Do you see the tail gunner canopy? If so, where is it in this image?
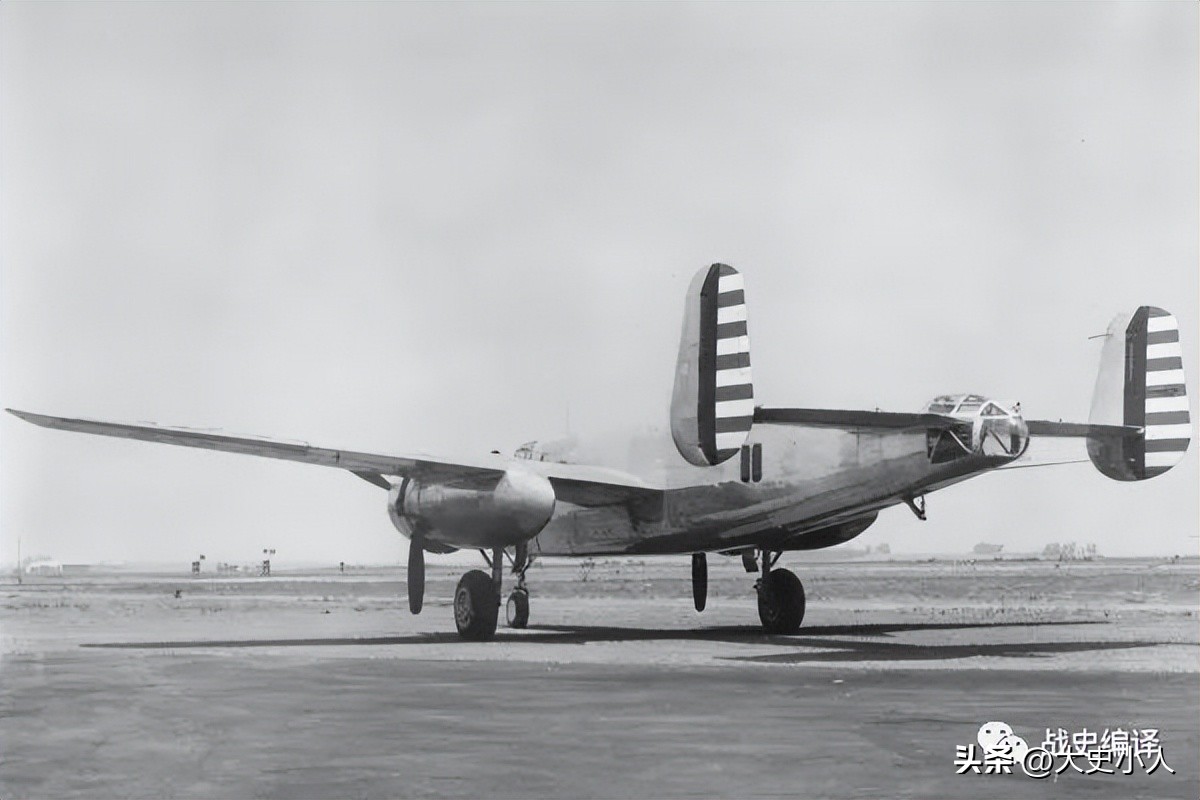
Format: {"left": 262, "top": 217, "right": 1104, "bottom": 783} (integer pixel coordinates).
{"left": 922, "top": 394, "right": 1029, "bottom": 463}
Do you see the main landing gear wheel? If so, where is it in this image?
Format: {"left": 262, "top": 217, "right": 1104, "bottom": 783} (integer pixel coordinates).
{"left": 506, "top": 587, "right": 530, "bottom": 629}
{"left": 454, "top": 570, "right": 499, "bottom": 641}
{"left": 757, "top": 568, "right": 806, "bottom": 634}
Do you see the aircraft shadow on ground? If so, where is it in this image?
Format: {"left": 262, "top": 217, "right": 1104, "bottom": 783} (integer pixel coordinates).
{"left": 80, "top": 619, "right": 1175, "bottom": 664}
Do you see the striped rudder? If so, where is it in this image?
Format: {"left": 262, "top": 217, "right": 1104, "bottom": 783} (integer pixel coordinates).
{"left": 671, "top": 263, "right": 754, "bottom": 466}
{"left": 1087, "top": 306, "right": 1190, "bottom": 480}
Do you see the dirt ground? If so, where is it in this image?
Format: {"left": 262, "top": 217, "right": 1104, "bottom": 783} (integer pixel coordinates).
{"left": 2, "top": 557, "right": 1197, "bottom": 799}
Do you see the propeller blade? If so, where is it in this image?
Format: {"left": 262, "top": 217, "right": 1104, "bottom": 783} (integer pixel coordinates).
{"left": 692, "top": 552, "right": 708, "bottom": 612}
{"left": 408, "top": 538, "right": 425, "bottom": 614}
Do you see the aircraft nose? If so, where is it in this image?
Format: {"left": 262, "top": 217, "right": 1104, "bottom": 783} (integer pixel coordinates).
{"left": 981, "top": 412, "right": 1029, "bottom": 458}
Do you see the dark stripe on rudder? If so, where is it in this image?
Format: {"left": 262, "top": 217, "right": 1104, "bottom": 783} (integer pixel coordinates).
{"left": 715, "top": 352, "right": 750, "bottom": 370}
{"left": 1146, "top": 384, "right": 1186, "bottom": 399}
{"left": 1147, "top": 330, "right": 1180, "bottom": 345}
{"left": 1146, "top": 357, "right": 1182, "bottom": 371}
{"left": 1147, "top": 307, "right": 1172, "bottom": 317}
{"left": 717, "top": 263, "right": 738, "bottom": 276}
{"left": 697, "top": 265, "right": 721, "bottom": 464}
{"left": 716, "top": 321, "right": 748, "bottom": 339}
{"left": 1144, "top": 438, "right": 1190, "bottom": 453}
{"left": 716, "top": 290, "right": 745, "bottom": 308}
{"left": 1145, "top": 411, "right": 1190, "bottom": 425}
{"left": 714, "top": 415, "right": 754, "bottom": 434}
{"left": 715, "top": 384, "right": 753, "bottom": 402}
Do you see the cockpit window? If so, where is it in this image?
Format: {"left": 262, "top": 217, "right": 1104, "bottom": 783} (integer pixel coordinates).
{"left": 926, "top": 395, "right": 959, "bottom": 413}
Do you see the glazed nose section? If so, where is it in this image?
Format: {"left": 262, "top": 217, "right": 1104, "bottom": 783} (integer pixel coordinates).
{"left": 979, "top": 413, "right": 1029, "bottom": 458}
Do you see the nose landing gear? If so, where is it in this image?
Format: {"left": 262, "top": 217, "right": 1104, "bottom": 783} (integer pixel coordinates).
{"left": 505, "top": 542, "right": 532, "bottom": 629}
{"left": 505, "top": 587, "right": 530, "bottom": 629}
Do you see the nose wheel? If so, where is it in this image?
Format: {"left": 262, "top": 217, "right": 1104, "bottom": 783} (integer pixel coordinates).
{"left": 505, "top": 542, "right": 532, "bottom": 629}
{"left": 506, "top": 587, "right": 530, "bottom": 628}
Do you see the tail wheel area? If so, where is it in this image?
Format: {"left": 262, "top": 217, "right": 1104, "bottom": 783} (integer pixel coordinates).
{"left": 505, "top": 587, "right": 530, "bottom": 629}
{"left": 454, "top": 569, "right": 499, "bottom": 641}
{"left": 757, "top": 568, "right": 806, "bottom": 634}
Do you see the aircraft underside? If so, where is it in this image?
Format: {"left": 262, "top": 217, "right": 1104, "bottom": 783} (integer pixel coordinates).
{"left": 420, "top": 445, "right": 1011, "bottom": 639}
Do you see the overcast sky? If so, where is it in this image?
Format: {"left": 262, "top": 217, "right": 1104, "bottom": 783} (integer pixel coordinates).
{"left": 2, "top": 2, "right": 1196, "bottom": 566}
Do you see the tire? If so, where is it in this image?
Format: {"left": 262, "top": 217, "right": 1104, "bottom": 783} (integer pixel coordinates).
{"left": 757, "top": 568, "right": 806, "bottom": 634}
{"left": 454, "top": 570, "right": 499, "bottom": 641}
{"left": 506, "top": 588, "right": 530, "bottom": 629}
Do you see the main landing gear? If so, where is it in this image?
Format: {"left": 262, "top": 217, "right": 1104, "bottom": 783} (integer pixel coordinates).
{"left": 695, "top": 548, "right": 807, "bottom": 634}
{"left": 453, "top": 568, "right": 498, "bottom": 641}
{"left": 753, "top": 550, "right": 806, "bottom": 634}
{"left": 451, "top": 543, "right": 533, "bottom": 641}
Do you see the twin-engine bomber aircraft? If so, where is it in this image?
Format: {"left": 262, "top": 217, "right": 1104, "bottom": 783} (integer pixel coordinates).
{"left": 9, "top": 265, "right": 1192, "bottom": 640}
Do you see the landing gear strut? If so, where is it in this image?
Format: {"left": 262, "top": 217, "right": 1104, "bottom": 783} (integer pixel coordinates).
{"left": 755, "top": 550, "right": 806, "bottom": 634}
{"left": 505, "top": 542, "right": 531, "bottom": 629}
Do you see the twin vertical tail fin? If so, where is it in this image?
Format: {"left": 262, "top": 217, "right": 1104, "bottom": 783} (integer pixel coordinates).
{"left": 671, "top": 264, "right": 754, "bottom": 466}
{"left": 1088, "top": 306, "right": 1190, "bottom": 480}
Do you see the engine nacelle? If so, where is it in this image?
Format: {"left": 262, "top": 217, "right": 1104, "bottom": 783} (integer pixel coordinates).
{"left": 388, "top": 466, "right": 556, "bottom": 550}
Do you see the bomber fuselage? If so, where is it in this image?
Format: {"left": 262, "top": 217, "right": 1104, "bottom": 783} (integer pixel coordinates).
{"left": 527, "top": 422, "right": 1013, "bottom": 557}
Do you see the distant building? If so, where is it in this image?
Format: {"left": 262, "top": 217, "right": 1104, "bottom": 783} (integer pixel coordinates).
{"left": 1042, "top": 542, "right": 1100, "bottom": 561}
{"left": 24, "top": 559, "right": 63, "bottom": 576}
{"left": 973, "top": 543, "right": 1004, "bottom": 555}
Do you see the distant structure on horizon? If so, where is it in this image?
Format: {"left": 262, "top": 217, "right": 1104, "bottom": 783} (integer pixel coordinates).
{"left": 23, "top": 559, "right": 63, "bottom": 576}
{"left": 972, "top": 543, "right": 1004, "bottom": 555}
{"left": 1042, "top": 542, "right": 1100, "bottom": 561}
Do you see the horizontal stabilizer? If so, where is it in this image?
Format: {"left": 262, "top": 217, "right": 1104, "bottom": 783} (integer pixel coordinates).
{"left": 1025, "top": 420, "right": 1140, "bottom": 438}
{"left": 754, "top": 407, "right": 960, "bottom": 431}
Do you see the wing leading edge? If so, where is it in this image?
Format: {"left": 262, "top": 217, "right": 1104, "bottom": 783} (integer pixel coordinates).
{"left": 6, "top": 409, "right": 658, "bottom": 506}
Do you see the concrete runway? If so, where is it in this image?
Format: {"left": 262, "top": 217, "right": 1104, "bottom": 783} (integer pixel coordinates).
{"left": 3, "top": 558, "right": 1197, "bottom": 798}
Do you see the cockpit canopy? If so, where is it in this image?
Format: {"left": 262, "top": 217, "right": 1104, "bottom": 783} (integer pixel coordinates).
{"left": 921, "top": 394, "right": 1028, "bottom": 463}
{"left": 922, "top": 393, "right": 1018, "bottom": 418}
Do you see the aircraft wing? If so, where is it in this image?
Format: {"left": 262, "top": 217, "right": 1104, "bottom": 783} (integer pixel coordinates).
{"left": 5, "top": 409, "right": 657, "bottom": 506}
{"left": 755, "top": 407, "right": 1137, "bottom": 438}
{"left": 753, "top": 407, "right": 961, "bottom": 431}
